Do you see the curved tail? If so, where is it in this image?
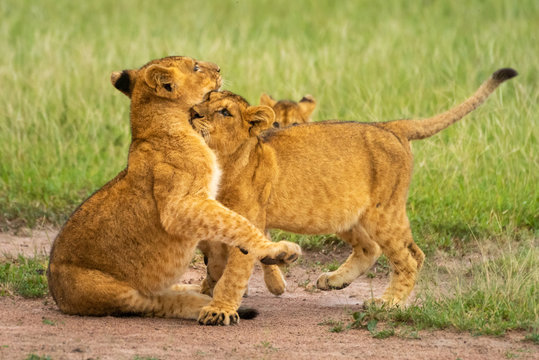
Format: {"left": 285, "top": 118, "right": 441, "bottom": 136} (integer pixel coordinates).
{"left": 381, "top": 68, "right": 517, "bottom": 141}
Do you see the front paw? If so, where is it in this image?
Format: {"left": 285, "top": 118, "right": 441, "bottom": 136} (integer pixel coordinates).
{"left": 316, "top": 272, "right": 350, "bottom": 291}
{"left": 259, "top": 241, "right": 301, "bottom": 265}
{"left": 198, "top": 305, "right": 240, "bottom": 326}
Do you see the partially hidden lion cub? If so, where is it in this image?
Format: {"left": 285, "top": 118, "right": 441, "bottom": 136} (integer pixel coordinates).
{"left": 47, "top": 56, "right": 301, "bottom": 326}
{"left": 197, "top": 91, "right": 316, "bottom": 298}
{"left": 190, "top": 68, "right": 517, "bottom": 311}
{"left": 260, "top": 93, "right": 316, "bottom": 127}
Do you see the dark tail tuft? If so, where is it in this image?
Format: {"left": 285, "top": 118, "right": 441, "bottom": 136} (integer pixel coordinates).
{"left": 238, "top": 307, "right": 259, "bottom": 320}
{"left": 492, "top": 68, "right": 518, "bottom": 82}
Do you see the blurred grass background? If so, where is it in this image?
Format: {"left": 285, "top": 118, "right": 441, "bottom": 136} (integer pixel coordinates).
{"left": 0, "top": 0, "right": 537, "bottom": 337}
{"left": 0, "top": 0, "right": 537, "bottom": 243}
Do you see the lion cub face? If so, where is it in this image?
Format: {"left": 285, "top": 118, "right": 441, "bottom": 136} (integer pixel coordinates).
{"left": 109, "top": 56, "right": 222, "bottom": 138}
{"left": 111, "top": 55, "right": 222, "bottom": 110}
{"left": 190, "top": 91, "right": 275, "bottom": 155}
{"left": 260, "top": 93, "right": 316, "bottom": 127}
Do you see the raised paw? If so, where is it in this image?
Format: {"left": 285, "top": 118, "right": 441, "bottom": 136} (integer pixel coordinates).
{"left": 198, "top": 305, "right": 240, "bottom": 326}
{"left": 259, "top": 241, "right": 301, "bottom": 265}
{"left": 316, "top": 272, "right": 350, "bottom": 291}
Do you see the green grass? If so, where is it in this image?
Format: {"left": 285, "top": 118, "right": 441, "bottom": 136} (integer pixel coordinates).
{"left": 0, "top": 0, "right": 536, "bottom": 240}
{"left": 270, "top": 231, "right": 343, "bottom": 251}
{"left": 0, "top": 256, "right": 48, "bottom": 298}
{"left": 414, "top": 238, "right": 538, "bottom": 336}
{"left": 25, "top": 356, "right": 52, "bottom": 360}
{"left": 525, "top": 333, "right": 539, "bottom": 345}
{"left": 323, "top": 237, "right": 538, "bottom": 339}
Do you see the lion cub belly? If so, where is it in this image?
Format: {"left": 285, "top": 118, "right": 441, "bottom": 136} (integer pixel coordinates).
{"left": 267, "top": 181, "right": 370, "bottom": 234}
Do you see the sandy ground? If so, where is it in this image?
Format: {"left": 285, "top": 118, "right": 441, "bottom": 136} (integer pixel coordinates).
{"left": 0, "top": 229, "right": 537, "bottom": 360}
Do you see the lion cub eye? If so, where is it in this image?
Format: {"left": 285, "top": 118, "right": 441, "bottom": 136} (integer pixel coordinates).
{"left": 193, "top": 64, "right": 200, "bottom": 72}
{"left": 219, "top": 108, "right": 232, "bottom": 117}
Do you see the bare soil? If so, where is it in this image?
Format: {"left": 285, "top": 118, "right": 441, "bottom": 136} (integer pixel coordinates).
{"left": 0, "top": 229, "right": 536, "bottom": 360}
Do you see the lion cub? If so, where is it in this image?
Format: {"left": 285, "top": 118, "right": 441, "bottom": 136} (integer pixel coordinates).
{"left": 47, "top": 56, "right": 300, "bottom": 326}
{"left": 260, "top": 93, "right": 316, "bottom": 127}
{"left": 190, "top": 68, "right": 517, "bottom": 311}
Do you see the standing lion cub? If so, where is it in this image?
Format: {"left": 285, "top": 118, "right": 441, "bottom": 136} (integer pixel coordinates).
{"left": 190, "top": 68, "right": 517, "bottom": 312}
{"left": 47, "top": 56, "right": 301, "bottom": 326}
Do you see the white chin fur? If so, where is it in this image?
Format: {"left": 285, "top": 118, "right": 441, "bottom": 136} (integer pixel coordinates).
{"left": 208, "top": 151, "right": 222, "bottom": 200}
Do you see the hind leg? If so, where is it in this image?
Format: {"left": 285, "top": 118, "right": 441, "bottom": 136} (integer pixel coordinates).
{"left": 364, "top": 210, "right": 422, "bottom": 306}
{"left": 198, "top": 240, "right": 229, "bottom": 296}
{"left": 261, "top": 231, "right": 286, "bottom": 295}
{"left": 317, "top": 224, "right": 382, "bottom": 290}
{"left": 48, "top": 264, "right": 211, "bottom": 320}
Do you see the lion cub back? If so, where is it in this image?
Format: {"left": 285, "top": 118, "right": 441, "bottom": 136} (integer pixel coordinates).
{"left": 262, "top": 121, "right": 412, "bottom": 234}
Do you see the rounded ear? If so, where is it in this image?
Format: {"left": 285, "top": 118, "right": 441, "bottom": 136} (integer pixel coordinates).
{"left": 111, "top": 70, "right": 136, "bottom": 98}
{"left": 259, "top": 93, "right": 277, "bottom": 107}
{"left": 245, "top": 105, "right": 275, "bottom": 136}
{"left": 298, "top": 94, "right": 316, "bottom": 118}
{"left": 143, "top": 64, "right": 181, "bottom": 97}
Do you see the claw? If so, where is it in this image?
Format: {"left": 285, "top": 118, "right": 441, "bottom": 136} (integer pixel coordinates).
{"left": 260, "top": 256, "right": 279, "bottom": 265}
{"left": 198, "top": 306, "right": 242, "bottom": 326}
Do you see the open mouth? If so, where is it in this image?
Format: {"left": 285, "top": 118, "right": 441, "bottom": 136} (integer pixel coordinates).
{"left": 189, "top": 108, "right": 203, "bottom": 130}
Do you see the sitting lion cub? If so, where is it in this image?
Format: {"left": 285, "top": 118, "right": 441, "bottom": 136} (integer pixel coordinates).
{"left": 47, "top": 56, "right": 301, "bottom": 326}
{"left": 260, "top": 93, "right": 316, "bottom": 127}
{"left": 190, "top": 68, "right": 517, "bottom": 311}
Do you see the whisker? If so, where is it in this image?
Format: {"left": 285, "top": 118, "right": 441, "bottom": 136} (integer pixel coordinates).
{"left": 201, "top": 128, "right": 210, "bottom": 143}
{"left": 220, "top": 78, "right": 233, "bottom": 89}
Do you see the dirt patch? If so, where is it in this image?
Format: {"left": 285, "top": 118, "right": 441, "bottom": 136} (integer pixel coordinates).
{"left": 0, "top": 228, "right": 55, "bottom": 260}
{"left": 0, "top": 230, "right": 536, "bottom": 360}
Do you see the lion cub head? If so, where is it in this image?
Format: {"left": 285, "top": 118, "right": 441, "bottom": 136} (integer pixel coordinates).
{"left": 190, "top": 91, "right": 275, "bottom": 155}
{"left": 110, "top": 56, "right": 222, "bottom": 138}
{"left": 260, "top": 93, "right": 316, "bottom": 127}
